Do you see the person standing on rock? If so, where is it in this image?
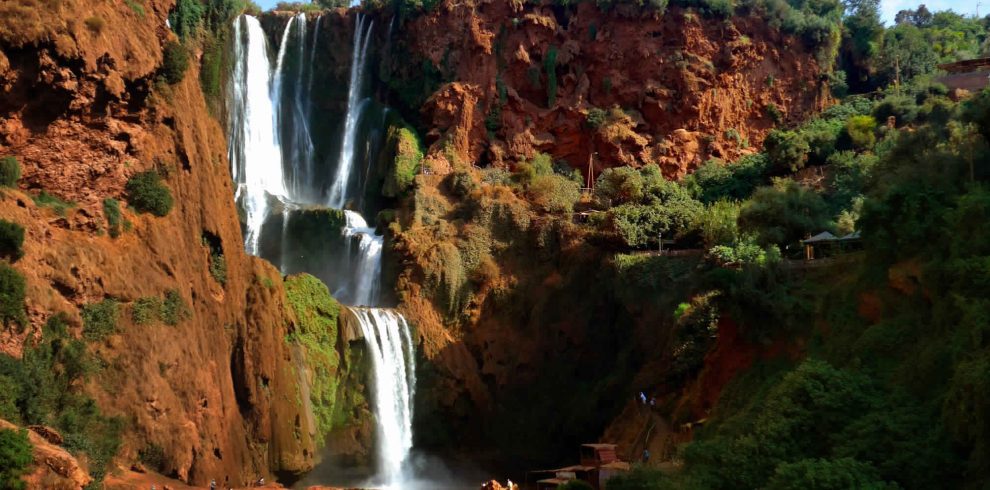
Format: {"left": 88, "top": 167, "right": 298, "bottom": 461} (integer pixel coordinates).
{"left": 639, "top": 392, "right": 646, "bottom": 404}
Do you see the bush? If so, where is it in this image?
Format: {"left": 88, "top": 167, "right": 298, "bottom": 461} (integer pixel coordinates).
{"left": 764, "top": 130, "right": 810, "bottom": 174}
{"left": 845, "top": 115, "right": 877, "bottom": 149}
{"left": 738, "top": 179, "right": 831, "bottom": 247}
{"left": 529, "top": 174, "right": 581, "bottom": 214}
{"left": 131, "top": 297, "right": 162, "bottom": 325}
{"left": 595, "top": 166, "right": 644, "bottom": 206}
{"left": 0, "top": 263, "right": 26, "bottom": 329}
{"left": 692, "top": 200, "right": 740, "bottom": 248}
{"left": 161, "top": 41, "right": 189, "bottom": 85}
{"left": 0, "top": 157, "right": 19, "bottom": 187}
{"left": 586, "top": 108, "right": 607, "bottom": 130}
{"left": 82, "top": 299, "right": 119, "bottom": 341}
{"left": 126, "top": 171, "right": 173, "bottom": 217}
{"left": 83, "top": 16, "right": 104, "bottom": 33}
{"left": 209, "top": 250, "right": 227, "bottom": 285}
{"left": 0, "top": 428, "right": 32, "bottom": 490}
{"left": 684, "top": 155, "right": 769, "bottom": 204}
{"left": 103, "top": 198, "right": 122, "bottom": 238}
{"left": 0, "top": 220, "right": 24, "bottom": 260}
{"left": 161, "top": 289, "right": 190, "bottom": 326}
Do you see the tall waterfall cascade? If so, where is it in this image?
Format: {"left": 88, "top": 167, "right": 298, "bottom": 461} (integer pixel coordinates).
{"left": 226, "top": 13, "right": 416, "bottom": 487}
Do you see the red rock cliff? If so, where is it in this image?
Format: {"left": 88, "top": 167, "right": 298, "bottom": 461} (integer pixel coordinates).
{"left": 0, "top": 0, "right": 317, "bottom": 485}
{"left": 390, "top": 0, "right": 826, "bottom": 178}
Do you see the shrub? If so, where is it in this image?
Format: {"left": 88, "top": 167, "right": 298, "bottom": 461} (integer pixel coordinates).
{"left": 0, "top": 264, "right": 25, "bottom": 329}
{"left": 0, "top": 220, "right": 24, "bottom": 260}
{"left": 764, "top": 130, "right": 810, "bottom": 174}
{"left": 137, "top": 443, "right": 166, "bottom": 472}
{"left": 765, "top": 103, "right": 784, "bottom": 124}
{"left": 131, "top": 297, "right": 162, "bottom": 325}
{"left": 684, "top": 155, "right": 769, "bottom": 204}
{"left": 0, "top": 157, "right": 19, "bottom": 187}
{"left": 692, "top": 200, "right": 740, "bottom": 248}
{"left": 103, "top": 198, "right": 122, "bottom": 238}
{"left": 514, "top": 153, "right": 554, "bottom": 187}
{"left": 83, "top": 16, "right": 104, "bottom": 33}
{"left": 872, "top": 95, "right": 918, "bottom": 127}
{"left": 738, "top": 179, "right": 831, "bottom": 247}
{"left": 161, "top": 41, "right": 189, "bottom": 85}
{"left": 209, "top": 250, "right": 227, "bottom": 286}
{"left": 161, "top": 289, "right": 190, "bottom": 326}
{"left": 126, "top": 171, "right": 173, "bottom": 217}
{"left": 82, "top": 299, "right": 119, "bottom": 341}
{"left": 586, "top": 108, "right": 607, "bottom": 130}
{"left": 528, "top": 174, "right": 581, "bottom": 214}
{"left": 845, "top": 115, "right": 877, "bottom": 149}
{"left": 595, "top": 166, "right": 645, "bottom": 206}
{"left": 765, "top": 458, "right": 891, "bottom": 490}
{"left": 0, "top": 428, "right": 32, "bottom": 490}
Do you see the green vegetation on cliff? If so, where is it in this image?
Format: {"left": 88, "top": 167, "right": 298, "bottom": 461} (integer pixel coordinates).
{"left": 126, "top": 171, "right": 174, "bottom": 217}
{"left": 0, "top": 156, "right": 19, "bottom": 187}
{"left": 0, "top": 220, "right": 24, "bottom": 261}
{"left": 0, "top": 264, "right": 26, "bottom": 329}
{"left": 0, "top": 428, "right": 32, "bottom": 490}
{"left": 383, "top": 126, "right": 424, "bottom": 198}
{"left": 0, "top": 314, "right": 122, "bottom": 486}
{"left": 284, "top": 274, "right": 352, "bottom": 444}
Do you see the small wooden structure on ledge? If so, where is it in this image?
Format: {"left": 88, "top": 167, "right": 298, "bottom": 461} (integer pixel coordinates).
{"left": 530, "top": 443, "right": 630, "bottom": 490}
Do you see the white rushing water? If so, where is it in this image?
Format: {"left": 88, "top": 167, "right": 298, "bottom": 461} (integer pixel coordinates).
{"left": 352, "top": 308, "right": 416, "bottom": 487}
{"left": 339, "top": 210, "right": 383, "bottom": 306}
{"left": 326, "top": 14, "right": 375, "bottom": 209}
{"left": 228, "top": 15, "right": 286, "bottom": 256}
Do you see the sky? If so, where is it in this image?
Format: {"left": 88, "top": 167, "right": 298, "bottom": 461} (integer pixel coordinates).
{"left": 251, "top": 0, "right": 982, "bottom": 25}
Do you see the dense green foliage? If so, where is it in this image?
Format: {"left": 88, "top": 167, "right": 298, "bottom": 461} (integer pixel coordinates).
{"left": 0, "top": 263, "right": 26, "bottom": 329}
{"left": 0, "top": 428, "right": 32, "bottom": 490}
{"left": 0, "top": 156, "right": 19, "bottom": 187}
{"left": 161, "top": 41, "right": 189, "bottom": 85}
{"left": 126, "top": 171, "right": 174, "bottom": 217}
{"left": 595, "top": 164, "right": 703, "bottom": 247}
{"left": 0, "top": 314, "right": 122, "bottom": 485}
{"left": 0, "top": 220, "right": 24, "bottom": 260}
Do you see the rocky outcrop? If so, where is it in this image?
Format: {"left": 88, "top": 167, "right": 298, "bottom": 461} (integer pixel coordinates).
{"left": 0, "top": 0, "right": 317, "bottom": 485}
{"left": 390, "top": 0, "right": 827, "bottom": 178}
{"left": 0, "top": 419, "right": 91, "bottom": 489}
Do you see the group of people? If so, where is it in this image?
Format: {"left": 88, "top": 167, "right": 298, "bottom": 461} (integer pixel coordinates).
{"left": 638, "top": 391, "right": 656, "bottom": 408}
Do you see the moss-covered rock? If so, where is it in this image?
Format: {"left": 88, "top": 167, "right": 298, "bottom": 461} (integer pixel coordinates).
{"left": 284, "top": 273, "right": 341, "bottom": 444}
{"left": 383, "top": 126, "right": 423, "bottom": 198}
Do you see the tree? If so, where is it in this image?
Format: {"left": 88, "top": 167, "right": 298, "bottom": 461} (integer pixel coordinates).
{"left": 0, "top": 428, "right": 32, "bottom": 490}
{"left": 738, "top": 179, "right": 831, "bottom": 247}
{"left": 845, "top": 115, "right": 877, "bottom": 149}
{"left": 764, "top": 130, "right": 811, "bottom": 173}
{"left": 0, "top": 264, "right": 26, "bottom": 328}
{"left": 766, "top": 458, "right": 893, "bottom": 490}
{"left": 595, "top": 166, "right": 644, "bottom": 206}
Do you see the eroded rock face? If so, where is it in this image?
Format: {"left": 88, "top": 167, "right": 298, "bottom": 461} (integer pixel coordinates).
{"left": 0, "top": 0, "right": 317, "bottom": 484}
{"left": 391, "top": 0, "right": 826, "bottom": 178}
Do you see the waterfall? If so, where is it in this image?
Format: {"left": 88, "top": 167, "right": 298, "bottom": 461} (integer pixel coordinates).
{"left": 227, "top": 15, "right": 286, "bottom": 256}
{"left": 351, "top": 308, "right": 416, "bottom": 487}
{"left": 326, "top": 14, "right": 375, "bottom": 209}
{"left": 228, "top": 12, "right": 416, "bottom": 487}
{"left": 338, "top": 211, "right": 383, "bottom": 306}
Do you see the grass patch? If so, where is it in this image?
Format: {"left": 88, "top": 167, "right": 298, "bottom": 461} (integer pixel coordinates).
{"left": 131, "top": 297, "right": 162, "bottom": 325}
{"left": 31, "top": 191, "right": 75, "bottom": 217}
{"left": 102, "top": 198, "right": 122, "bottom": 238}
